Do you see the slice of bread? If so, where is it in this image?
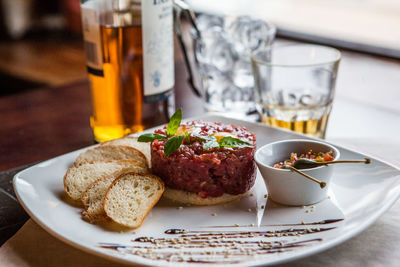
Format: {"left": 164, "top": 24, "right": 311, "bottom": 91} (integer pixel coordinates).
{"left": 81, "top": 167, "right": 149, "bottom": 222}
{"left": 101, "top": 137, "right": 151, "bottom": 167}
{"left": 163, "top": 188, "right": 248, "bottom": 206}
{"left": 104, "top": 173, "right": 164, "bottom": 228}
{"left": 74, "top": 145, "right": 147, "bottom": 167}
{"left": 64, "top": 160, "right": 146, "bottom": 201}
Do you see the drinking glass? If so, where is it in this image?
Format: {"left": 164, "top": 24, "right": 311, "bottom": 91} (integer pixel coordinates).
{"left": 192, "top": 14, "right": 276, "bottom": 119}
{"left": 251, "top": 44, "right": 341, "bottom": 138}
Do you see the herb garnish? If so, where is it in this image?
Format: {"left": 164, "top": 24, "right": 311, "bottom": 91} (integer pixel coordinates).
{"left": 138, "top": 108, "right": 184, "bottom": 156}
{"left": 190, "top": 132, "right": 213, "bottom": 141}
{"left": 138, "top": 109, "right": 254, "bottom": 156}
{"left": 203, "top": 139, "right": 220, "bottom": 150}
{"left": 137, "top": 133, "right": 167, "bottom": 142}
{"left": 184, "top": 132, "right": 191, "bottom": 144}
{"left": 164, "top": 135, "right": 185, "bottom": 156}
{"left": 218, "top": 136, "right": 253, "bottom": 148}
{"left": 166, "top": 108, "right": 182, "bottom": 136}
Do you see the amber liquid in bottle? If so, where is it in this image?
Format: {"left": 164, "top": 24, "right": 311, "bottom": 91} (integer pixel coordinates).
{"left": 88, "top": 24, "right": 172, "bottom": 142}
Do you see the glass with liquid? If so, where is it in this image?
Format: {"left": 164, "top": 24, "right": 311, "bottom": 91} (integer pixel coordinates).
{"left": 80, "top": 0, "right": 174, "bottom": 142}
{"left": 251, "top": 44, "right": 341, "bottom": 138}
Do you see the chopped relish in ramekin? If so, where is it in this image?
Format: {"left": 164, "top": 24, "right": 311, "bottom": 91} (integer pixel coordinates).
{"left": 273, "top": 150, "right": 334, "bottom": 169}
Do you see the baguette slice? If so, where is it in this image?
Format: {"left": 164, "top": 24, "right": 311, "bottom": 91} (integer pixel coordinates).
{"left": 104, "top": 173, "right": 164, "bottom": 228}
{"left": 101, "top": 137, "right": 151, "bottom": 167}
{"left": 81, "top": 167, "right": 149, "bottom": 222}
{"left": 74, "top": 145, "right": 147, "bottom": 167}
{"left": 64, "top": 160, "right": 146, "bottom": 201}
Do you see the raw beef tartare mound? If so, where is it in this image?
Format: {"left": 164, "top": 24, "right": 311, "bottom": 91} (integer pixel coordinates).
{"left": 150, "top": 120, "right": 256, "bottom": 205}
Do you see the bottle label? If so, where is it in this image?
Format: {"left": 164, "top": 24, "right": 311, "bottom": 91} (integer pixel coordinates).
{"left": 81, "top": 1, "right": 104, "bottom": 76}
{"left": 142, "top": 0, "right": 174, "bottom": 103}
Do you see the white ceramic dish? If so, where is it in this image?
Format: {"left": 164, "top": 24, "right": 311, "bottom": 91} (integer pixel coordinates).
{"left": 13, "top": 115, "right": 400, "bottom": 267}
{"left": 255, "top": 139, "right": 340, "bottom": 206}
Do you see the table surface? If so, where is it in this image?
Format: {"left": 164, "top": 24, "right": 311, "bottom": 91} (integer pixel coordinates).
{"left": 1, "top": 38, "right": 400, "bottom": 264}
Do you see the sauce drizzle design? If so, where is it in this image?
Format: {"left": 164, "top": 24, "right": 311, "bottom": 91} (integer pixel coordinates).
{"left": 99, "top": 219, "right": 343, "bottom": 264}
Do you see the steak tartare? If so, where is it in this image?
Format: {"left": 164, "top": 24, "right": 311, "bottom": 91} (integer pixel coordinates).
{"left": 151, "top": 120, "right": 256, "bottom": 201}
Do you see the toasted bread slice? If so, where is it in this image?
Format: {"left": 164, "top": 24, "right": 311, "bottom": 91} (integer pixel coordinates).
{"left": 163, "top": 188, "right": 248, "bottom": 206}
{"left": 101, "top": 137, "right": 151, "bottom": 167}
{"left": 81, "top": 167, "right": 149, "bottom": 222}
{"left": 64, "top": 160, "right": 146, "bottom": 201}
{"left": 74, "top": 145, "right": 147, "bottom": 167}
{"left": 104, "top": 173, "right": 164, "bottom": 228}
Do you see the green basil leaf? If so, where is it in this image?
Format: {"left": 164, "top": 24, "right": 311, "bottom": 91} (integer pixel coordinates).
{"left": 203, "top": 139, "right": 220, "bottom": 150}
{"left": 164, "top": 135, "right": 184, "bottom": 156}
{"left": 166, "top": 108, "right": 182, "bottom": 136}
{"left": 191, "top": 132, "right": 216, "bottom": 142}
{"left": 138, "top": 133, "right": 166, "bottom": 142}
{"left": 218, "top": 136, "right": 254, "bottom": 148}
{"left": 185, "top": 132, "right": 191, "bottom": 143}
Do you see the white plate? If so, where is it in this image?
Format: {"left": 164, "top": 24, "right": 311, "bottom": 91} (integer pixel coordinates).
{"left": 13, "top": 115, "right": 400, "bottom": 266}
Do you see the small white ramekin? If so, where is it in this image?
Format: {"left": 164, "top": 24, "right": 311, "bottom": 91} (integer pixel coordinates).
{"left": 255, "top": 139, "right": 340, "bottom": 206}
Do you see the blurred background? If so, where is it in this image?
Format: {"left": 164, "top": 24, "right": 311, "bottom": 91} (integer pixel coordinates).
{"left": 0, "top": 0, "right": 399, "bottom": 95}
{"left": 0, "top": 0, "right": 85, "bottom": 94}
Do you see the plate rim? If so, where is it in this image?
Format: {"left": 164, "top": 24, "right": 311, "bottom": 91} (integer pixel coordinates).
{"left": 12, "top": 114, "right": 400, "bottom": 266}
